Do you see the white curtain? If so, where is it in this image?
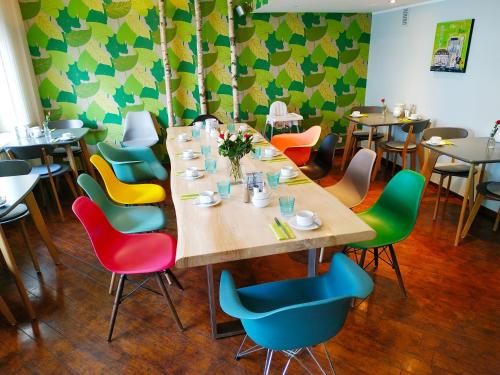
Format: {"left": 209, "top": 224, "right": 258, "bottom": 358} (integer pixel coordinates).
{"left": 0, "top": 0, "right": 43, "bottom": 132}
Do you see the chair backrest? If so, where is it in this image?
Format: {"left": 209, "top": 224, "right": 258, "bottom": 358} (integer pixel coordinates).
{"left": 97, "top": 141, "right": 127, "bottom": 162}
{"left": 90, "top": 154, "right": 123, "bottom": 189}
{"left": 72, "top": 196, "right": 125, "bottom": 271}
{"left": 123, "top": 111, "right": 158, "bottom": 143}
{"left": 422, "top": 127, "right": 468, "bottom": 141}
{"left": 334, "top": 148, "right": 377, "bottom": 208}
{"left": 7, "top": 145, "right": 56, "bottom": 160}
{"left": 270, "top": 126, "right": 322, "bottom": 166}
{"left": 269, "top": 101, "right": 288, "bottom": 116}
{"left": 351, "top": 106, "right": 383, "bottom": 114}
{"left": 77, "top": 173, "right": 116, "bottom": 215}
{"left": 370, "top": 169, "right": 425, "bottom": 239}
{"left": 188, "top": 114, "right": 222, "bottom": 126}
{"left": 48, "top": 119, "right": 83, "bottom": 129}
{"left": 313, "top": 133, "right": 339, "bottom": 171}
{"left": 401, "top": 119, "right": 430, "bottom": 135}
{"left": 0, "top": 160, "right": 32, "bottom": 177}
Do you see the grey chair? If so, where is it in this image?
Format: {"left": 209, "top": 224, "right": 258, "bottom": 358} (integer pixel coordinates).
{"left": 122, "top": 111, "right": 159, "bottom": 148}
{"left": 421, "top": 127, "right": 474, "bottom": 220}
{"left": 321, "top": 148, "right": 377, "bottom": 262}
{"left": 372, "top": 119, "right": 430, "bottom": 181}
{"left": 0, "top": 160, "right": 41, "bottom": 274}
{"left": 346, "top": 106, "right": 385, "bottom": 159}
{"left": 461, "top": 181, "right": 500, "bottom": 237}
{"left": 7, "top": 145, "right": 78, "bottom": 221}
{"left": 48, "top": 119, "right": 84, "bottom": 157}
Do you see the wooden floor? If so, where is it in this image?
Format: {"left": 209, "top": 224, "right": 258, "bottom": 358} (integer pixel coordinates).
{"left": 0, "top": 161, "right": 499, "bottom": 375}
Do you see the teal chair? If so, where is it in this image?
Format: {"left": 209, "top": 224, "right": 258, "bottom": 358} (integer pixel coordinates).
{"left": 346, "top": 170, "right": 425, "bottom": 297}
{"left": 97, "top": 142, "right": 167, "bottom": 183}
{"left": 220, "top": 253, "right": 373, "bottom": 374}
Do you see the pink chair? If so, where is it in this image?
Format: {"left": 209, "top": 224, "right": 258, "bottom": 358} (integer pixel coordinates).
{"left": 72, "top": 197, "right": 183, "bottom": 341}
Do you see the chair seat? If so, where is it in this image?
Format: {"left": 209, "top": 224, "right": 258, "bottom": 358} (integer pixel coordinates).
{"left": 103, "top": 232, "right": 176, "bottom": 274}
{"left": 478, "top": 181, "right": 500, "bottom": 200}
{"left": 352, "top": 131, "right": 384, "bottom": 141}
{"left": 122, "top": 138, "right": 158, "bottom": 148}
{"left": 110, "top": 206, "right": 166, "bottom": 234}
{"left": 31, "top": 163, "right": 63, "bottom": 176}
{"left": 0, "top": 204, "right": 29, "bottom": 224}
{"left": 380, "top": 141, "right": 417, "bottom": 150}
{"left": 433, "top": 163, "right": 476, "bottom": 176}
{"left": 299, "top": 163, "right": 328, "bottom": 181}
{"left": 52, "top": 145, "right": 82, "bottom": 155}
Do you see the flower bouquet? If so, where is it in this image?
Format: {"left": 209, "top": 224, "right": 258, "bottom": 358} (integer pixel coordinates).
{"left": 488, "top": 120, "right": 500, "bottom": 149}
{"left": 218, "top": 131, "right": 253, "bottom": 183}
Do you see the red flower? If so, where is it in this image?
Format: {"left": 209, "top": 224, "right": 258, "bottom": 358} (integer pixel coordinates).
{"left": 219, "top": 133, "right": 225, "bottom": 139}
{"left": 381, "top": 98, "right": 385, "bottom": 103}
{"left": 496, "top": 120, "right": 500, "bottom": 125}
{"left": 244, "top": 133, "right": 250, "bottom": 139}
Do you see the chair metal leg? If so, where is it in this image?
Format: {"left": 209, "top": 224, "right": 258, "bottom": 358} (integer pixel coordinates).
{"left": 154, "top": 272, "right": 184, "bottom": 331}
{"left": 108, "top": 273, "right": 116, "bottom": 295}
{"left": 20, "top": 219, "right": 40, "bottom": 273}
{"left": 388, "top": 245, "right": 407, "bottom": 297}
{"left": 494, "top": 209, "right": 500, "bottom": 232}
{"left": 433, "top": 174, "right": 445, "bottom": 220}
{"left": 108, "top": 274, "right": 126, "bottom": 342}
{"left": 164, "top": 269, "right": 184, "bottom": 291}
{"left": 373, "top": 247, "right": 379, "bottom": 269}
{"left": 264, "top": 350, "right": 274, "bottom": 375}
{"left": 323, "top": 343, "right": 337, "bottom": 375}
{"left": 319, "top": 247, "right": 325, "bottom": 263}
{"left": 358, "top": 249, "right": 367, "bottom": 269}
{"left": 0, "top": 295, "right": 16, "bottom": 326}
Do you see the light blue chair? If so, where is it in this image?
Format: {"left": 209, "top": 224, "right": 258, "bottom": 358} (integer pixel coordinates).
{"left": 220, "top": 253, "right": 373, "bottom": 374}
{"left": 97, "top": 142, "right": 167, "bottom": 183}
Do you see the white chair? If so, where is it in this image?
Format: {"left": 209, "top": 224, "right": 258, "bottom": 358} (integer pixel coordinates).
{"left": 122, "top": 111, "right": 159, "bottom": 148}
{"left": 265, "top": 101, "right": 303, "bottom": 139}
{"left": 320, "top": 148, "right": 377, "bottom": 263}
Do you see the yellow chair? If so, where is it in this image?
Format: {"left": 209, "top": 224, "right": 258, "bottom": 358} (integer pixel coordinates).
{"left": 90, "top": 155, "right": 166, "bottom": 205}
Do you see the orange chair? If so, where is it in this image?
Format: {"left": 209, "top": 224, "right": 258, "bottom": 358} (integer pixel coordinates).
{"left": 270, "top": 126, "right": 322, "bottom": 166}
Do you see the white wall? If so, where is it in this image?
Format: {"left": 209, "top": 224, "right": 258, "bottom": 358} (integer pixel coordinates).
{"left": 366, "top": 0, "right": 500, "bottom": 212}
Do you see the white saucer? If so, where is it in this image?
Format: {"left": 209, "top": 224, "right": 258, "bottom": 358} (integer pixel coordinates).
{"left": 180, "top": 171, "right": 204, "bottom": 180}
{"left": 350, "top": 114, "right": 362, "bottom": 118}
{"left": 176, "top": 137, "right": 192, "bottom": 142}
{"left": 261, "top": 151, "right": 281, "bottom": 160}
{"left": 251, "top": 136, "right": 264, "bottom": 143}
{"left": 192, "top": 194, "right": 222, "bottom": 207}
{"left": 59, "top": 136, "right": 75, "bottom": 141}
{"left": 288, "top": 217, "right": 322, "bottom": 231}
{"left": 426, "top": 140, "right": 445, "bottom": 146}
{"left": 181, "top": 154, "right": 199, "bottom": 160}
{"left": 279, "top": 171, "right": 299, "bottom": 181}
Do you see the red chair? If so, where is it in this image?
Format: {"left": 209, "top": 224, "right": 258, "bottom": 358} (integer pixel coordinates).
{"left": 270, "top": 126, "right": 322, "bottom": 166}
{"left": 72, "top": 196, "right": 183, "bottom": 341}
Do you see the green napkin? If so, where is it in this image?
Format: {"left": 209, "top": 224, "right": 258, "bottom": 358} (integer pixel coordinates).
{"left": 442, "top": 140, "right": 455, "bottom": 145}
{"left": 269, "top": 221, "right": 296, "bottom": 240}
{"left": 180, "top": 193, "right": 199, "bottom": 200}
{"left": 399, "top": 118, "right": 413, "bottom": 123}
{"left": 285, "top": 178, "right": 312, "bottom": 186}
{"left": 263, "top": 157, "right": 288, "bottom": 163}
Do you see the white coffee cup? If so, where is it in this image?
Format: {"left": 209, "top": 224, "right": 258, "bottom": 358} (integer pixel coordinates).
{"left": 296, "top": 210, "right": 316, "bottom": 227}
{"left": 404, "top": 109, "right": 410, "bottom": 118}
{"left": 281, "top": 166, "right": 294, "bottom": 177}
{"left": 194, "top": 121, "right": 203, "bottom": 129}
{"left": 182, "top": 149, "right": 194, "bottom": 159}
{"left": 185, "top": 167, "right": 199, "bottom": 177}
{"left": 239, "top": 124, "right": 248, "bottom": 132}
{"left": 199, "top": 191, "right": 215, "bottom": 204}
{"left": 264, "top": 147, "right": 275, "bottom": 157}
{"left": 252, "top": 134, "right": 262, "bottom": 142}
{"left": 177, "top": 133, "right": 188, "bottom": 141}
{"left": 409, "top": 113, "right": 419, "bottom": 120}
{"left": 351, "top": 110, "right": 361, "bottom": 117}
{"left": 429, "top": 136, "right": 442, "bottom": 144}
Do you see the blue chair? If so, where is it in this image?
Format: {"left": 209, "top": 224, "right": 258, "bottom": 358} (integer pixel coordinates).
{"left": 219, "top": 253, "right": 373, "bottom": 374}
{"left": 97, "top": 142, "right": 167, "bottom": 183}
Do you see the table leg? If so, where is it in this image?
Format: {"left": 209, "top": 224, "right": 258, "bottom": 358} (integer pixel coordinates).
{"left": 454, "top": 164, "right": 476, "bottom": 246}
{"left": 420, "top": 149, "right": 439, "bottom": 195}
{"left": 0, "top": 225, "right": 36, "bottom": 320}
{"left": 206, "top": 264, "right": 244, "bottom": 340}
{"left": 79, "top": 139, "right": 96, "bottom": 180}
{"left": 308, "top": 248, "right": 317, "bottom": 277}
{"left": 367, "top": 127, "right": 375, "bottom": 150}
{"left": 24, "top": 191, "right": 60, "bottom": 264}
{"left": 65, "top": 144, "right": 82, "bottom": 195}
{"left": 341, "top": 122, "right": 355, "bottom": 171}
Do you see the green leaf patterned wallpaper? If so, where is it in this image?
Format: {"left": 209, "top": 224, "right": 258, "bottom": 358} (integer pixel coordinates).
{"left": 18, "top": 0, "right": 370, "bottom": 146}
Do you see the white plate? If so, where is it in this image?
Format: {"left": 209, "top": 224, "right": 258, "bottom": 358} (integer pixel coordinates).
{"left": 426, "top": 140, "right": 445, "bottom": 146}
{"left": 279, "top": 171, "right": 299, "bottom": 181}
{"left": 59, "top": 136, "right": 76, "bottom": 141}
{"left": 288, "top": 217, "right": 322, "bottom": 231}
{"left": 181, "top": 154, "right": 199, "bottom": 160}
{"left": 350, "top": 114, "right": 362, "bottom": 118}
{"left": 251, "top": 136, "right": 264, "bottom": 143}
{"left": 192, "top": 194, "right": 222, "bottom": 207}
{"left": 180, "top": 171, "right": 204, "bottom": 180}
{"left": 176, "top": 137, "right": 192, "bottom": 142}
{"left": 261, "top": 151, "right": 282, "bottom": 160}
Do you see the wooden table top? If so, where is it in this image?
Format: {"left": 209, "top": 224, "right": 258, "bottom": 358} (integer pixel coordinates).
{"left": 2, "top": 128, "right": 89, "bottom": 148}
{"left": 345, "top": 113, "right": 420, "bottom": 127}
{"left": 422, "top": 137, "right": 500, "bottom": 164}
{"left": 0, "top": 174, "right": 39, "bottom": 218}
{"left": 167, "top": 125, "right": 375, "bottom": 268}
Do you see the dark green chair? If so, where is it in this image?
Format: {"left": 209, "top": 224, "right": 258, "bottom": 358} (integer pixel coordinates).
{"left": 346, "top": 170, "right": 425, "bottom": 297}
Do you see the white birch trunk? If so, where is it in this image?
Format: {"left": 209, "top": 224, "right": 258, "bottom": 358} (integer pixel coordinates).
{"left": 194, "top": 0, "right": 207, "bottom": 115}
{"left": 227, "top": 0, "right": 239, "bottom": 121}
{"left": 158, "top": 0, "right": 175, "bottom": 126}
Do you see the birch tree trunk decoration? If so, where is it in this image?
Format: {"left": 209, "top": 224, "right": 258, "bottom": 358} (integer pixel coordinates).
{"left": 158, "top": 0, "right": 175, "bottom": 126}
{"left": 227, "top": 0, "right": 239, "bottom": 121}
{"left": 194, "top": 0, "right": 207, "bottom": 115}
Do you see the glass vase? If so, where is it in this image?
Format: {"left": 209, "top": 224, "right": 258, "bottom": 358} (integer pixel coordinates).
{"left": 227, "top": 157, "right": 243, "bottom": 184}
{"left": 487, "top": 136, "right": 496, "bottom": 149}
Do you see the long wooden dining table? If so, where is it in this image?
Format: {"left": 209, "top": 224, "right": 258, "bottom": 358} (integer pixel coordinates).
{"left": 166, "top": 124, "right": 375, "bottom": 339}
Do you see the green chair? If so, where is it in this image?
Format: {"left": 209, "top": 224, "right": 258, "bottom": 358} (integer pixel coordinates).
{"left": 346, "top": 170, "right": 425, "bottom": 297}
{"left": 97, "top": 142, "right": 167, "bottom": 183}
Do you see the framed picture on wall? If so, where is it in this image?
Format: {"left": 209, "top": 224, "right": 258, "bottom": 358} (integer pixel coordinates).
{"left": 430, "top": 19, "right": 474, "bottom": 73}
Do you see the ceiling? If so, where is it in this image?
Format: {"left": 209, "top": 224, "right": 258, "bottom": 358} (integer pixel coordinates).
{"left": 254, "top": 0, "right": 438, "bottom": 13}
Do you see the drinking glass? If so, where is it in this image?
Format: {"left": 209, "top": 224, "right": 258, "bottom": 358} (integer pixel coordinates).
{"left": 227, "top": 123, "right": 236, "bottom": 133}
{"left": 251, "top": 146, "right": 262, "bottom": 160}
{"left": 192, "top": 127, "right": 201, "bottom": 139}
{"left": 201, "top": 144, "right": 212, "bottom": 157}
{"left": 267, "top": 171, "right": 280, "bottom": 189}
{"left": 279, "top": 196, "right": 295, "bottom": 217}
{"left": 205, "top": 157, "right": 217, "bottom": 174}
{"left": 217, "top": 180, "right": 231, "bottom": 198}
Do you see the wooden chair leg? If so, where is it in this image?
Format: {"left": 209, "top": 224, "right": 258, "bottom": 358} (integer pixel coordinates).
{"left": 494, "top": 209, "right": 500, "bottom": 232}
{"left": 47, "top": 175, "right": 64, "bottom": 222}
{"left": 63, "top": 173, "right": 79, "bottom": 199}
{"left": 401, "top": 151, "right": 407, "bottom": 170}
{"left": 108, "top": 274, "right": 126, "bottom": 342}
{"left": 108, "top": 273, "right": 116, "bottom": 295}
{"left": 461, "top": 194, "right": 485, "bottom": 238}
{"left": 20, "top": 219, "right": 41, "bottom": 273}
{"left": 388, "top": 244, "right": 407, "bottom": 298}
{"left": 371, "top": 147, "right": 384, "bottom": 182}
{"left": 444, "top": 175, "right": 452, "bottom": 206}
{"left": 155, "top": 273, "right": 183, "bottom": 331}
{"left": 410, "top": 153, "right": 416, "bottom": 170}
{"left": 433, "top": 174, "right": 445, "bottom": 221}
{"left": 0, "top": 296, "right": 16, "bottom": 326}
{"left": 391, "top": 153, "right": 398, "bottom": 175}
